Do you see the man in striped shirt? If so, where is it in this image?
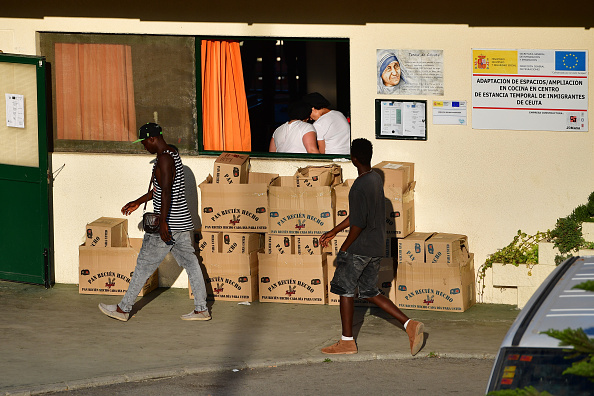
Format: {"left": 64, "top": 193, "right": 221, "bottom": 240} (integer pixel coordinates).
{"left": 99, "top": 123, "right": 210, "bottom": 322}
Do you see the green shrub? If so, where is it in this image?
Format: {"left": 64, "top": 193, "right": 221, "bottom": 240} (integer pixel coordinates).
{"left": 550, "top": 217, "right": 584, "bottom": 255}
{"left": 570, "top": 204, "right": 591, "bottom": 222}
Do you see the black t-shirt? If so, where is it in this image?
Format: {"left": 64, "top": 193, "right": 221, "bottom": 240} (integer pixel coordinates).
{"left": 346, "top": 171, "right": 386, "bottom": 257}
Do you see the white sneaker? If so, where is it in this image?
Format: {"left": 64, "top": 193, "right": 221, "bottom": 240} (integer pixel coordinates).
{"left": 98, "top": 303, "right": 129, "bottom": 322}
{"left": 181, "top": 310, "right": 211, "bottom": 321}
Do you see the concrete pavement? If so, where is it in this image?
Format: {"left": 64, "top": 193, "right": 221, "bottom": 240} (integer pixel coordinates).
{"left": 0, "top": 281, "right": 519, "bottom": 395}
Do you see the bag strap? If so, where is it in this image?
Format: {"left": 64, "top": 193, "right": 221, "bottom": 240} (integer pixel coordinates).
{"left": 142, "top": 163, "right": 157, "bottom": 213}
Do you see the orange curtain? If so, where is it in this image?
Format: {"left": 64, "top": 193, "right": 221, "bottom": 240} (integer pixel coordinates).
{"left": 201, "top": 40, "right": 251, "bottom": 151}
{"left": 55, "top": 43, "right": 136, "bottom": 141}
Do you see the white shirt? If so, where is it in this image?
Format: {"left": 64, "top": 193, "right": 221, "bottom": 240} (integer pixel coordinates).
{"left": 314, "top": 110, "right": 351, "bottom": 155}
{"left": 272, "top": 120, "right": 316, "bottom": 153}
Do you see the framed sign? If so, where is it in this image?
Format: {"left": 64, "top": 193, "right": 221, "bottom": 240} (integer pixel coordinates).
{"left": 375, "top": 99, "right": 427, "bottom": 140}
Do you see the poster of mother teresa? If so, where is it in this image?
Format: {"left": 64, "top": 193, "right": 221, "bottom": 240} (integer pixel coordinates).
{"left": 377, "top": 49, "right": 444, "bottom": 95}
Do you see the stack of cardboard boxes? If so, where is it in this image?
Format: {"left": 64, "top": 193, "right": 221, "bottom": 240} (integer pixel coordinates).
{"left": 78, "top": 217, "right": 158, "bottom": 296}
{"left": 396, "top": 232, "right": 475, "bottom": 312}
{"left": 194, "top": 153, "right": 275, "bottom": 302}
{"left": 258, "top": 165, "right": 342, "bottom": 305}
{"left": 192, "top": 154, "right": 475, "bottom": 311}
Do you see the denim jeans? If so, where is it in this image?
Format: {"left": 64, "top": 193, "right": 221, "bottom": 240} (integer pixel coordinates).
{"left": 118, "top": 231, "right": 207, "bottom": 313}
{"left": 330, "top": 250, "right": 381, "bottom": 299}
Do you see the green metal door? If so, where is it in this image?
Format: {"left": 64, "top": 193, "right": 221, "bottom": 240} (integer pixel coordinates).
{"left": 0, "top": 53, "right": 51, "bottom": 287}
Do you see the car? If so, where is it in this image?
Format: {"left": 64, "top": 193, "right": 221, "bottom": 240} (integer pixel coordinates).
{"left": 486, "top": 256, "right": 594, "bottom": 395}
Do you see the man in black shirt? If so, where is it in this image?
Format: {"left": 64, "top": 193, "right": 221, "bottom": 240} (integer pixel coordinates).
{"left": 319, "top": 138, "right": 425, "bottom": 355}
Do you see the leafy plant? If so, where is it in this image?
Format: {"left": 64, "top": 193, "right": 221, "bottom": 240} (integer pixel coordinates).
{"left": 574, "top": 280, "right": 594, "bottom": 292}
{"left": 550, "top": 192, "right": 594, "bottom": 263}
{"left": 477, "top": 230, "right": 550, "bottom": 297}
{"left": 487, "top": 386, "right": 553, "bottom": 396}
{"left": 550, "top": 217, "right": 583, "bottom": 255}
{"left": 541, "top": 328, "right": 594, "bottom": 361}
{"left": 480, "top": 191, "right": 594, "bottom": 296}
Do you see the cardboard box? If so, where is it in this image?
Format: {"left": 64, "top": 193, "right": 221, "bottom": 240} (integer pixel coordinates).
{"left": 396, "top": 254, "right": 476, "bottom": 312}
{"left": 258, "top": 253, "right": 327, "bottom": 304}
{"left": 222, "top": 232, "right": 263, "bottom": 254}
{"left": 265, "top": 234, "right": 294, "bottom": 254}
{"left": 79, "top": 238, "right": 158, "bottom": 295}
{"left": 268, "top": 178, "right": 334, "bottom": 235}
{"left": 333, "top": 179, "right": 355, "bottom": 235}
{"left": 294, "top": 164, "right": 342, "bottom": 188}
{"left": 384, "top": 182, "right": 415, "bottom": 237}
{"left": 196, "top": 231, "right": 222, "bottom": 253}
{"left": 85, "top": 217, "right": 128, "bottom": 248}
{"left": 425, "top": 233, "right": 470, "bottom": 264}
{"left": 372, "top": 161, "right": 415, "bottom": 190}
{"left": 327, "top": 257, "right": 396, "bottom": 306}
{"left": 200, "top": 175, "right": 269, "bottom": 232}
{"left": 248, "top": 172, "right": 279, "bottom": 184}
{"left": 296, "top": 235, "right": 324, "bottom": 255}
{"left": 192, "top": 251, "right": 259, "bottom": 302}
{"left": 214, "top": 152, "right": 250, "bottom": 184}
{"left": 274, "top": 176, "right": 296, "bottom": 186}
{"left": 398, "top": 232, "right": 435, "bottom": 263}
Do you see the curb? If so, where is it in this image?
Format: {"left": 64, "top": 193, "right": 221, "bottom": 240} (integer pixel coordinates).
{"left": 2, "top": 352, "right": 496, "bottom": 395}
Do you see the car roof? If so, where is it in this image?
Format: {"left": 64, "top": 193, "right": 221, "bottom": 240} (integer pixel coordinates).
{"left": 500, "top": 256, "right": 594, "bottom": 349}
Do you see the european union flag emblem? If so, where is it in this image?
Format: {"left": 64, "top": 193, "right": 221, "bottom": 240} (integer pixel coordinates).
{"left": 555, "top": 51, "right": 586, "bottom": 71}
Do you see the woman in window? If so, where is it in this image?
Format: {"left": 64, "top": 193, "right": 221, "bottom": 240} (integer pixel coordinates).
{"left": 269, "top": 101, "right": 320, "bottom": 154}
{"left": 303, "top": 92, "right": 351, "bottom": 155}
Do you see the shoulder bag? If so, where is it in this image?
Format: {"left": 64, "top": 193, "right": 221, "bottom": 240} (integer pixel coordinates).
{"left": 142, "top": 165, "right": 160, "bottom": 233}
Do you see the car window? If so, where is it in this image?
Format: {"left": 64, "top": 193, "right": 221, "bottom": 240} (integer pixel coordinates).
{"left": 489, "top": 347, "right": 592, "bottom": 395}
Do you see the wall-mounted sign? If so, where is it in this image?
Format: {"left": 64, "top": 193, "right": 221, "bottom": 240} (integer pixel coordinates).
{"left": 433, "top": 101, "right": 467, "bottom": 125}
{"left": 5, "top": 93, "right": 25, "bottom": 128}
{"left": 472, "top": 49, "right": 588, "bottom": 131}
{"left": 375, "top": 99, "right": 427, "bottom": 140}
{"left": 377, "top": 49, "right": 443, "bottom": 96}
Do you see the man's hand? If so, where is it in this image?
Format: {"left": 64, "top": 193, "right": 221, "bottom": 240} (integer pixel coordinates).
{"left": 320, "top": 230, "right": 337, "bottom": 248}
{"left": 159, "top": 220, "right": 173, "bottom": 244}
{"left": 321, "top": 217, "right": 349, "bottom": 248}
{"left": 121, "top": 201, "right": 140, "bottom": 216}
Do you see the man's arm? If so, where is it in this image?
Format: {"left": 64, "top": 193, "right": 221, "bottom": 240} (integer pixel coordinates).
{"left": 156, "top": 153, "right": 175, "bottom": 243}
{"left": 121, "top": 191, "right": 153, "bottom": 215}
{"left": 339, "top": 224, "right": 363, "bottom": 252}
{"left": 319, "top": 216, "right": 350, "bottom": 247}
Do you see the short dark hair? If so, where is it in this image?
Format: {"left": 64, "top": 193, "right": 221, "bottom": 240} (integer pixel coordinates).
{"left": 302, "top": 92, "right": 331, "bottom": 110}
{"left": 287, "top": 101, "right": 312, "bottom": 120}
{"left": 350, "top": 138, "right": 373, "bottom": 165}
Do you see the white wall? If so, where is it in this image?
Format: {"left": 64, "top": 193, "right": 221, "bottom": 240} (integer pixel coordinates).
{"left": 2, "top": 18, "right": 593, "bottom": 302}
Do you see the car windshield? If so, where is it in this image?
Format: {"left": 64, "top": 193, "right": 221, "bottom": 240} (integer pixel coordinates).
{"left": 489, "top": 347, "right": 592, "bottom": 395}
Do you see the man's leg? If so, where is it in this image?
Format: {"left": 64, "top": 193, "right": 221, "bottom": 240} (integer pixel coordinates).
{"left": 321, "top": 251, "right": 360, "bottom": 354}
{"left": 365, "top": 294, "right": 409, "bottom": 324}
{"left": 340, "top": 295, "right": 355, "bottom": 337}
{"left": 359, "top": 258, "right": 425, "bottom": 356}
{"left": 99, "top": 233, "right": 170, "bottom": 321}
{"left": 169, "top": 231, "right": 210, "bottom": 321}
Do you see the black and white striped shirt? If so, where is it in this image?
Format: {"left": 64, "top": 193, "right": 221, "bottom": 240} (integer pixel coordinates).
{"left": 152, "top": 149, "right": 194, "bottom": 232}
